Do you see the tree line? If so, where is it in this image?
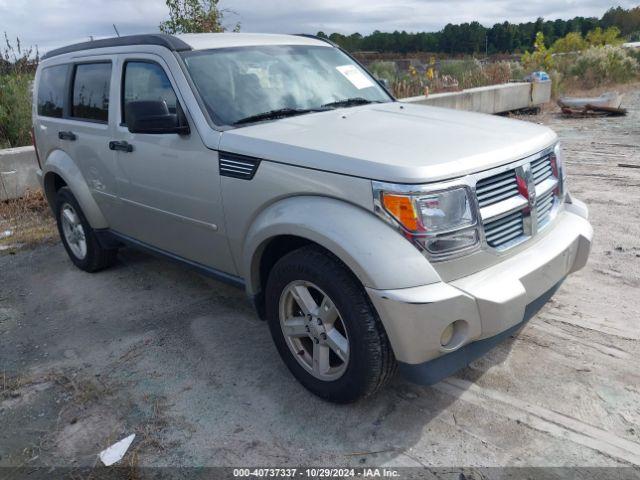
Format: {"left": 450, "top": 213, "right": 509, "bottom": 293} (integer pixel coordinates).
{"left": 317, "top": 6, "right": 640, "bottom": 55}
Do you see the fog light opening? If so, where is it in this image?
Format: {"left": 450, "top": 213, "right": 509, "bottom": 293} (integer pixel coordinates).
{"left": 440, "top": 320, "right": 469, "bottom": 350}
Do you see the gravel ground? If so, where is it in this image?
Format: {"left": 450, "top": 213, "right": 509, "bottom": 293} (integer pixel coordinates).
{"left": 1, "top": 87, "right": 639, "bottom": 473}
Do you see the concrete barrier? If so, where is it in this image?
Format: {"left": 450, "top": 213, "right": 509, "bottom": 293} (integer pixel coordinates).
{"left": 402, "top": 81, "right": 551, "bottom": 114}
{"left": 0, "top": 146, "right": 39, "bottom": 201}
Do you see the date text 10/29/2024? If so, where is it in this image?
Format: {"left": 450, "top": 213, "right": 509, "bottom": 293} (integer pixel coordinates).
{"left": 233, "top": 468, "right": 401, "bottom": 478}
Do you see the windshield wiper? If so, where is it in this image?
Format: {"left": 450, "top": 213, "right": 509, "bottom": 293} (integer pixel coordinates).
{"left": 321, "top": 97, "right": 382, "bottom": 109}
{"left": 233, "top": 107, "right": 324, "bottom": 125}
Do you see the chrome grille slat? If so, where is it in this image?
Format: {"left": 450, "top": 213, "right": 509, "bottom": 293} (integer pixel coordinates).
{"left": 534, "top": 166, "right": 552, "bottom": 177}
{"left": 483, "top": 211, "right": 525, "bottom": 248}
{"left": 535, "top": 190, "right": 555, "bottom": 227}
{"left": 538, "top": 199, "right": 553, "bottom": 212}
{"left": 475, "top": 169, "right": 519, "bottom": 208}
{"left": 534, "top": 170, "right": 553, "bottom": 183}
{"left": 219, "top": 153, "right": 260, "bottom": 180}
{"left": 221, "top": 164, "right": 254, "bottom": 172}
{"left": 533, "top": 165, "right": 552, "bottom": 176}
{"left": 486, "top": 223, "right": 523, "bottom": 243}
{"left": 489, "top": 228, "right": 525, "bottom": 246}
{"left": 532, "top": 156, "right": 553, "bottom": 185}
{"left": 533, "top": 163, "right": 551, "bottom": 174}
{"left": 476, "top": 176, "right": 518, "bottom": 194}
{"left": 477, "top": 186, "right": 520, "bottom": 208}
{"left": 484, "top": 216, "right": 522, "bottom": 237}
{"left": 476, "top": 170, "right": 515, "bottom": 186}
{"left": 531, "top": 158, "right": 549, "bottom": 168}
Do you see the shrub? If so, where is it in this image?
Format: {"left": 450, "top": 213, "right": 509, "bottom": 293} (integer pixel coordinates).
{"left": 439, "top": 59, "right": 512, "bottom": 89}
{"left": 569, "top": 45, "right": 639, "bottom": 88}
{"left": 368, "top": 61, "right": 397, "bottom": 83}
{"left": 0, "top": 73, "right": 33, "bottom": 148}
{"left": 0, "top": 34, "right": 37, "bottom": 148}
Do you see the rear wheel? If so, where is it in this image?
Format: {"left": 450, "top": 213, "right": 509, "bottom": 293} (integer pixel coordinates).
{"left": 55, "top": 187, "right": 117, "bottom": 272}
{"left": 265, "top": 246, "right": 396, "bottom": 403}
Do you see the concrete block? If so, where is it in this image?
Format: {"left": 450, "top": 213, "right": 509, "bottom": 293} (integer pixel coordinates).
{"left": 0, "top": 146, "right": 39, "bottom": 201}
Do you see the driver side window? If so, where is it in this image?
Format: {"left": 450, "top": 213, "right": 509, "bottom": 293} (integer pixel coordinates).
{"left": 122, "top": 61, "right": 178, "bottom": 125}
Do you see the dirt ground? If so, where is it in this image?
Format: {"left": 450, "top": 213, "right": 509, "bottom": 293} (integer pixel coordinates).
{"left": 1, "top": 87, "right": 639, "bottom": 474}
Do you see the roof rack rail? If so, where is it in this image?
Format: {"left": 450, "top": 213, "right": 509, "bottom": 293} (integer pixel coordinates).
{"left": 42, "top": 34, "right": 192, "bottom": 60}
{"left": 295, "top": 33, "right": 340, "bottom": 48}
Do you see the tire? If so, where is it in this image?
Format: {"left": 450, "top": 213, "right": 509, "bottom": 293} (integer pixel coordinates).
{"left": 54, "top": 187, "right": 117, "bottom": 272}
{"left": 265, "top": 245, "right": 396, "bottom": 403}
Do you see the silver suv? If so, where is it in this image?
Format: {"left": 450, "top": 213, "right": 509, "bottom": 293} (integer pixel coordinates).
{"left": 33, "top": 33, "right": 592, "bottom": 403}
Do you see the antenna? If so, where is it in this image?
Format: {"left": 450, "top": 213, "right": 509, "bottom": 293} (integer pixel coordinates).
{"left": 113, "top": 24, "right": 121, "bottom": 37}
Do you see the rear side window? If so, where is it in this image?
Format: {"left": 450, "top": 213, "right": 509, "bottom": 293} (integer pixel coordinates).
{"left": 72, "top": 63, "right": 112, "bottom": 122}
{"left": 122, "top": 61, "right": 178, "bottom": 124}
{"left": 37, "top": 65, "right": 68, "bottom": 118}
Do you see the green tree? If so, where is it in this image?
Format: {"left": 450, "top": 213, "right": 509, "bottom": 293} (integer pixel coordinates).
{"left": 159, "top": 0, "right": 239, "bottom": 34}
{"left": 522, "top": 32, "right": 553, "bottom": 71}
{"left": 585, "top": 26, "right": 623, "bottom": 47}
{"left": 551, "top": 32, "right": 587, "bottom": 53}
{"left": 321, "top": 6, "right": 640, "bottom": 55}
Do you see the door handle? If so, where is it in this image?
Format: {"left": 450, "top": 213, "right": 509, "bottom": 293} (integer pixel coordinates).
{"left": 58, "top": 131, "right": 77, "bottom": 141}
{"left": 109, "top": 140, "right": 134, "bottom": 153}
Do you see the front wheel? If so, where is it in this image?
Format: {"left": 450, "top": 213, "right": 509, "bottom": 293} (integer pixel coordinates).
{"left": 265, "top": 246, "right": 396, "bottom": 403}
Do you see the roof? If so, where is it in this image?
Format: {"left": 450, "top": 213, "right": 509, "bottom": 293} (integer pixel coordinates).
{"left": 41, "top": 33, "right": 329, "bottom": 60}
{"left": 176, "top": 33, "right": 329, "bottom": 50}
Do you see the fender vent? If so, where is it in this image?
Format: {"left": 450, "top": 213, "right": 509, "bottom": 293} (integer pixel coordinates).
{"left": 219, "top": 152, "right": 260, "bottom": 180}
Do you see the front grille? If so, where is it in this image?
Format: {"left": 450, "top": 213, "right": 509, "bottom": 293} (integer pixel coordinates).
{"left": 531, "top": 155, "right": 553, "bottom": 185}
{"left": 474, "top": 150, "right": 561, "bottom": 252}
{"left": 219, "top": 152, "right": 260, "bottom": 180}
{"left": 536, "top": 190, "right": 555, "bottom": 227}
{"left": 475, "top": 169, "right": 519, "bottom": 208}
{"left": 484, "top": 210, "right": 525, "bottom": 248}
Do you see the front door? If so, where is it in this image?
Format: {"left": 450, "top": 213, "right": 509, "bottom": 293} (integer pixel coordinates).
{"left": 110, "top": 55, "right": 236, "bottom": 275}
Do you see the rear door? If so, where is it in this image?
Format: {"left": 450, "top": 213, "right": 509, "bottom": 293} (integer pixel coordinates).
{"left": 35, "top": 58, "right": 120, "bottom": 223}
{"left": 109, "top": 54, "right": 235, "bottom": 274}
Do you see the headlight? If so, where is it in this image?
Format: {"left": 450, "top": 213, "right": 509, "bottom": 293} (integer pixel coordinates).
{"left": 374, "top": 182, "right": 480, "bottom": 261}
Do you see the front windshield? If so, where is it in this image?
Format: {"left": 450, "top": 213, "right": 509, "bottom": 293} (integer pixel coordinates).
{"left": 181, "top": 45, "right": 392, "bottom": 126}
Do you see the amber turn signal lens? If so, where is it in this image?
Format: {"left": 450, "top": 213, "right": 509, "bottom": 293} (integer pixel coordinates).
{"left": 382, "top": 194, "right": 420, "bottom": 232}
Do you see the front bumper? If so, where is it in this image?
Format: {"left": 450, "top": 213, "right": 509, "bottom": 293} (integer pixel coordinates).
{"left": 366, "top": 201, "right": 592, "bottom": 384}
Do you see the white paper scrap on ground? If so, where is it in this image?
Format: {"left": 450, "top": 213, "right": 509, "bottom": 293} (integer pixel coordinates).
{"left": 336, "top": 65, "right": 374, "bottom": 90}
{"left": 99, "top": 434, "right": 135, "bottom": 466}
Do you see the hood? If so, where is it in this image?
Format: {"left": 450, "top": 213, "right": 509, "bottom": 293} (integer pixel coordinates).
{"left": 218, "top": 102, "right": 557, "bottom": 184}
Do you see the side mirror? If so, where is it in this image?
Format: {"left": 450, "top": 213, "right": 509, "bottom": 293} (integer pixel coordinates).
{"left": 375, "top": 77, "right": 390, "bottom": 89}
{"left": 126, "top": 100, "right": 190, "bottom": 135}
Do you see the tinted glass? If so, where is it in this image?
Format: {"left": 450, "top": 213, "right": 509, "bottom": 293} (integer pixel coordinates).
{"left": 123, "top": 62, "right": 178, "bottom": 124}
{"left": 72, "top": 63, "right": 111, "bottom": 122}
{"left": 37, "top": 65, "right": 68, "bottom": 118}
{"left": 181, "top": 45, "right": 390, "bottom": 126}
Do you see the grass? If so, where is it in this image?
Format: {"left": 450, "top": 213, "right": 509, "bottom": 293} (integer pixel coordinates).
{"left": 0, "top": 188, "right": 57, "bottom": 254}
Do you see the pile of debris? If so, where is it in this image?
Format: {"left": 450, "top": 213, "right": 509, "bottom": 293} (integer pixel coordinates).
{"left": 558, "top": 91, "right": 627, "bottom": 116}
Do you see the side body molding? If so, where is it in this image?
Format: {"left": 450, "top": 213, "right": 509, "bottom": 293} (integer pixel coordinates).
{"left": 242, "top": 196, "right": 442, "bottom": 297}
{"left": 42, "top": 149, "right": 109, "bottom": 229}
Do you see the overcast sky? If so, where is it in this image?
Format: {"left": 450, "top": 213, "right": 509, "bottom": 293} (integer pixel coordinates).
{"left": 1, "top": 0, "right": 636, "bottom": 55}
